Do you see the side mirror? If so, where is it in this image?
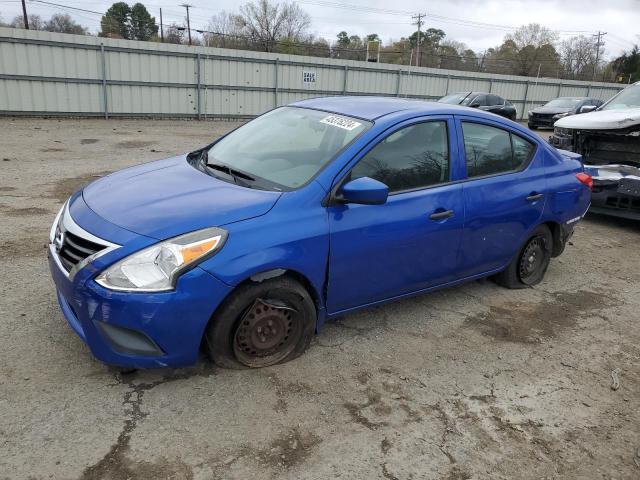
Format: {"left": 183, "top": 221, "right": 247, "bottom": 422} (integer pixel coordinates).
{"left": 470, "top": 103, "right": 480, "bottom": 108}
{"left": 579, "top": 105, "right": 597, "bottom": 114}
{"left": 338, "top": 177, "right": 389, "bottom": 205}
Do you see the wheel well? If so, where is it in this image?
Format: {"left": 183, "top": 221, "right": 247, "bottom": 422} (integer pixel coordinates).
{"left": 238, "top": 269, "right": 321, "bottom": 311}
{"left": 200, "top": 269, "right": 321, "bottom": 353}
{"left": 543, "top": 221, "right": 565, "bottom": 257}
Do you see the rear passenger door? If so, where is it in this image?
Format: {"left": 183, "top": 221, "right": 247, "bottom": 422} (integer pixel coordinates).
{"left": 455, "top": 117, "right": 546, "bottom": 278}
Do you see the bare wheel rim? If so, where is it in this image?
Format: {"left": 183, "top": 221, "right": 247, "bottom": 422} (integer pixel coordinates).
{"left": 232, "top": 298, "right": 301, "bottom": 367}
{"left": 518, "top": 235, "right": 548, "bottom": 284}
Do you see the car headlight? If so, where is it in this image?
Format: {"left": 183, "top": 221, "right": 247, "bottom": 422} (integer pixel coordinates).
{"left": 95, "top": 227, "right": 227, "bottom": 292}
{"left": 553, "top": 112, "right": 569, "bottom": 120}
{"left": 528, "top": 111, "right": 533, "bottom": 117}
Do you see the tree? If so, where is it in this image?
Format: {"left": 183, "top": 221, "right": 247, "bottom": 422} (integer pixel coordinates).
{"left": 204, "top": 11, "right": 245, "bottom": 48}
{"left": 560, "top": 35, "right": 596, "bottom": 80}
{"left": 10, "top": 14, "right": 45, "bottom": 30}
{"left": 610, "top": 45, "right": 640, "bottom": 83}
{"left": 336, "top": 31, "right": 350, "bottom": 47}
{"left": 164, "top": 23, "right": 185, "bottom": 44}
{"left": 100, "top": 2, "right": 131, "bottom": 39}
{"left": 484, "top": 24, "right": 561, "bottom": 77}
{"left": 409, "top": 28, "right": 445, "bottom": 67}
{"left": 44, "top": 14, "right": 87, "bottom": 35}
{"left": 235, "top": 0, "right": 311, "bottom": 52}
{"left": 129, "top": 3, "right": 157, "bottom": 41}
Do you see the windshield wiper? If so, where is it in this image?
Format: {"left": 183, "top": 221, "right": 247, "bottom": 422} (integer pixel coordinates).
{"left": 201, "top": 152, "right": 256, "bottom": 188}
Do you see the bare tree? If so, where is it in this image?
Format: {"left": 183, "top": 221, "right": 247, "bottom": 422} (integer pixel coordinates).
{"left": 235, "top": 0, "right": 311, "bottom": 52}
{"left": 560, "top": 35, "right": 596, "bottom": 80}
{"left": 10, "top": 14, "right": 45, "bottom": 30}
{"left": 45, "top": 13, "right": 88, "bottom": 35}
{"left": 505, "top": 23, "right": 559, "bottom": 50}
{"left": 204, "top": 11, "right": 244, "bottom": 48}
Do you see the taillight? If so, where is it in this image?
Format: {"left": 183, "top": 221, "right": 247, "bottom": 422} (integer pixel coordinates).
{"left": 576, "top": 172, "right": 593, "bottom": 192}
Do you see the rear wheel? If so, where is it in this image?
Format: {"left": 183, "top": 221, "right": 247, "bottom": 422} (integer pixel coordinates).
{"left": 204, "top": 277, "right": 316, "bottom": 369}
{"left": 493, "top": 225, "right": 553, "bottom": 289}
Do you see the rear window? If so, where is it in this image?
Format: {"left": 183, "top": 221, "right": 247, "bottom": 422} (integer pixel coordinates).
{"left": 462, "top": 122, "right": 535, "bottom": 177}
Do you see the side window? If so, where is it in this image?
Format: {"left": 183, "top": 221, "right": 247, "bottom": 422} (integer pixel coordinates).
{"left": 511, "top": 134, "right": 535, "bottom": 166}
{"left": 488, "top": 94, "right": 504, "bottom": 106}
{"left": 470, "top": 95, "right": 487, "bottom": 106}
{"left": 351, "top": 121, "right": 449, "bottom": 193}
{"left": 462, "top": 122, "right": 535, "bottom": 178}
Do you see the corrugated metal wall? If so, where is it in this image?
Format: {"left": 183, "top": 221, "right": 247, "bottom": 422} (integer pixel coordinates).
{"left": 0, "top": 27, "right": 625, "bottom": 120}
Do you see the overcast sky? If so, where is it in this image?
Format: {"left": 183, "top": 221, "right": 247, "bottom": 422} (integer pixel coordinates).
{"left": 1, "top": 0, "right": 638, "bottom": 57}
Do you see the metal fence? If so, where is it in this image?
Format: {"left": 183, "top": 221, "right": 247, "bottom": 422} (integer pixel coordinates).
{"left": 0, "top": 27, "right": 625, "bottom": 121}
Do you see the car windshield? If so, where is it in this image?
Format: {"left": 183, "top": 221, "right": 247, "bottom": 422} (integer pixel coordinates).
{"left": 545, "top": 98, "right": 581, "bottom": 108}
{"left": 205, "top": 107, "right": 371, "bottom": 189}
{"left": 601, "top": 85, "right": 640, "bottom": 110}
{"left": 438, "top": 92, "right": 471, "bottom": 105}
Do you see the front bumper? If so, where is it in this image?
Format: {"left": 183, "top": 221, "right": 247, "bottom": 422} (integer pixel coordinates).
{"left": 529, "top": 115, "right": 556, "bottom": 128}
{"left": 49, "top": 245, "right": 232, "bottom": 369}
{"left": 549, "top": 133, "right": 573, "bottom": 149}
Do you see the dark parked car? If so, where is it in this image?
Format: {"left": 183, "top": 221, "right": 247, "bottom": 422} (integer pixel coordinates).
{"left": 528, "top": 97, "right": 604, "bottom": 129}
{"left": 438, "top": 92, "right": 517, "bottom": 120}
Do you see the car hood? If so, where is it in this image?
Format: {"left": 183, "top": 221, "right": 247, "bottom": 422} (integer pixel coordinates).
{"left": 82, "top": 155, "right": 282, "bottom": 239}
{"left": 554, "top": 108, "right": 640, "bottom": 130}
{"left": 532, "top": 106, "right": 573, "bottom": 115}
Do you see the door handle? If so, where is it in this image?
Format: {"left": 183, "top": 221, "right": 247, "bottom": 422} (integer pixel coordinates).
{"left": 429, "top": 209, "right": 454, "bottom": 220}
{"left": 526, "top": 193, "right": 544, "bottom": 202}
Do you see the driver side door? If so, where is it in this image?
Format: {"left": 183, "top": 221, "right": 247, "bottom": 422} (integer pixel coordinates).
{"left": 326, "top": 117, "right": 465, "bottom": 314}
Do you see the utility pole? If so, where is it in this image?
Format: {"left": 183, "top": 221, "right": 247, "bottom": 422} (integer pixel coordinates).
{"left": 21, "top": 0, "right": 29, "bottom": 29}
{"left": 160, "top": 8, "right": 164, "bottom": 42}
{"left": 181, "top": 4, "right": 193, "bottom": 46}
{"left": 592, "top": 31, "right": 607, "bottom": 81}
{"left": 411, "top": 13, "right": 425, "bottom": 67}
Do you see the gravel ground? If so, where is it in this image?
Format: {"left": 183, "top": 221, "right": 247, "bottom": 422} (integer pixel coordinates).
{"left": 0, "top": 118, "right": 639, "bottom": 480}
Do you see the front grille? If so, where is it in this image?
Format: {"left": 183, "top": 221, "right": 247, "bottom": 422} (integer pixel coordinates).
{"left": 58, "top": 231, "right": 107, "bottom": 272}
{"left": 605, "top": 196, "right": 640, "bottom": 212}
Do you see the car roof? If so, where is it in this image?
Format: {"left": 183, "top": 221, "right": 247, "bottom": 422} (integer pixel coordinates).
{"left": 291, "top": 96, "right": 490, "bottom": 121}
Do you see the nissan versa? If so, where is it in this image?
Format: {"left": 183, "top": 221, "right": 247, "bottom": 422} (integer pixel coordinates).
{"left": 48, "top": 97, "right": 592, "bottom": 369}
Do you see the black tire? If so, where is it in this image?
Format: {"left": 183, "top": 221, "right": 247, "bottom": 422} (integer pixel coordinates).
{"left": 204, "top": 277, "right": 316, "bottom": 369}
{"left": 493, "top": 225, "right": 553, "bottom": 289}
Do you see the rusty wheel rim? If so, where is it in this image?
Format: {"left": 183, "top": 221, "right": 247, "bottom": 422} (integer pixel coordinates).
{"left": 233, "top": 298, "right": 300, "bottom": 367}
{"left": 518, "top": 235, "right": 547, "bottom": 284}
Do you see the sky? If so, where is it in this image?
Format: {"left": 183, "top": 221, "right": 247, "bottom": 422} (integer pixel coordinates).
{"left": 1, "top": 0, "right": 638, "bottom": 58}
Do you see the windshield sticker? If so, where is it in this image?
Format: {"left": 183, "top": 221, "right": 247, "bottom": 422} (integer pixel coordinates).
{"left": 320, "top": 115, "right": 362, "bottom": 131}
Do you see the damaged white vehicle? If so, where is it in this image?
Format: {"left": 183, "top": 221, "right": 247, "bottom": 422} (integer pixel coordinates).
{"left": 550, "top": 82, "right": 640, "bottom": 220}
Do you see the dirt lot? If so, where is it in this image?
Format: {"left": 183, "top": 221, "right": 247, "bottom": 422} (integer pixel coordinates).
{"left": 1, "top": 118, "right": 639, "bottom": 480}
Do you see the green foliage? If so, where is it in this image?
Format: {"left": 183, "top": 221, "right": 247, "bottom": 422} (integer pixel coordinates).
{"left": 100, "top": 2, "right": 157, "bottom": 40}
{"left": 100, "top": 2, "right": 131, "bottom": 39}
{"left": 130, "top": 3, "right": 157, "bottom": 41}
{"left": 611, "top": 46, "right": 640, "bottom": 83}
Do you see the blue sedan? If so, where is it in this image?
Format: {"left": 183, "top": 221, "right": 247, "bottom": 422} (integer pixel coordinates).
{"left": 48, "top": 97, "right": 592, "bottom": 369}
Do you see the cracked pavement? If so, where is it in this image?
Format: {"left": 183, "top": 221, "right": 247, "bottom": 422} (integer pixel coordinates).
{"left": 0, "top": 118, "right": 639, "bottom": 479}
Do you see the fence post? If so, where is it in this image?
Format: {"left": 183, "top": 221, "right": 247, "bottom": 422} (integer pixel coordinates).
{"left": 274, "top": 58, "right": 279, "bottom": 107}
{"left": 343, "top": 65, "right": 348, "bottom": 95}
{"left": 489, "top": 78, "right": 493, "bottom": 93}
{"left": 557, "top": 81, "right": 562, "bottom": 97}
{"left": 522, "top": 81, "right": 530, "bottom": 121}
{"left": 196, "top": 53, "right": 202, "bottom": 120}
{"left": 396, "top": 69, "right": 402, "bottom": 97}
{"left": 100, "top": 43, "right": 108, "bottom": 120}
{"left": 587, "top": 84, "right": 592, "bottom": 97}
{"left": 445, "top": 74, "right": 450, "bottom": 95}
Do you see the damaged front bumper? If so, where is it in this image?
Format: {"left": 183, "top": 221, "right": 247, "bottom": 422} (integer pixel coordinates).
{"left": 584, "top": 164, "right": 640, "bottom": 220}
